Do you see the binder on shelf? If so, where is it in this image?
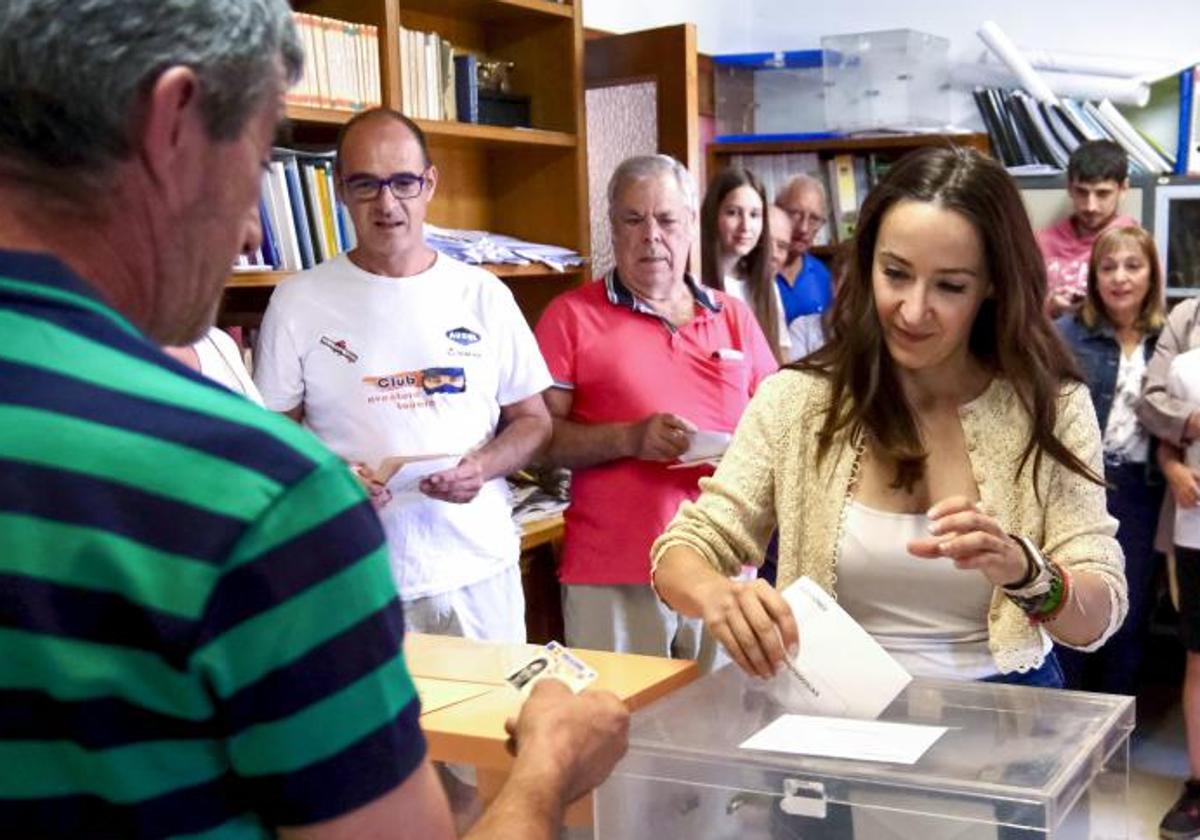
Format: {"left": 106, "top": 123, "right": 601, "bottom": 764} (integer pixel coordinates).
{"left": 828, "top": 153, "right": 858, "bottom": 243}
{"left": 973, "top": 88, "right": 1017, "bottom": 167}
{"left": 258, "top": 199, "right": 279, "bottom": 269}
{"left": 264, "top": 162, "right": 302, "bottom": 271}
{"left": 973, "top": 86, "right": 1175, "bottom": 175}
{"left": 1179, "top": 66, "right": 1200, "bottom": 175}
{"left": 454, "top": 54, "right": 480, "bottom": 124}
{"left": 281, "top": 157, "right": 316, "bottom": 270}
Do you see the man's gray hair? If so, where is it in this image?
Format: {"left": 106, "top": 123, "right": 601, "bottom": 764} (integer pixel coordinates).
{"left": 606, "top": 154, "right": 698, "bottom": 220}
{"left": 775, "top": 173, "right": 828, "bottom": 207}
{"left": 0, "top": 0, "right": 303, "bottom": 174}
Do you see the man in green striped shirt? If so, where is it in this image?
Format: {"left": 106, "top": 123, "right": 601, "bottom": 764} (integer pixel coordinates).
{"left": 0, "top": 2, "right": 627, "bottom": 838}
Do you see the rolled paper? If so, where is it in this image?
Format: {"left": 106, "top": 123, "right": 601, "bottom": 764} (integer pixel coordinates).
{"left": 977, "top": 20, "right": 1059, "bottom": 105}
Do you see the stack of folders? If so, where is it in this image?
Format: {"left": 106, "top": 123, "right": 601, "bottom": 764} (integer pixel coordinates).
{"left": 234, "top": 150, "right": 357, "bottom": 273}
{"left": 288, "top": 13, "right": 382, "bottom": 113}
{"left": 973, "top": 87, "right": 1175, "bottom": 175}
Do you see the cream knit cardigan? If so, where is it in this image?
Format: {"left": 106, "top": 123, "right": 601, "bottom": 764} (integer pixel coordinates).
{"left": 652, "top": 369, "right": 1128, "bottom": 674}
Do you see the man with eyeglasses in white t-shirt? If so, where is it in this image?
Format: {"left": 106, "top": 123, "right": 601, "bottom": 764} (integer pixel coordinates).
{"left": 255, "top": 108, "right": 553, "bottom": 645}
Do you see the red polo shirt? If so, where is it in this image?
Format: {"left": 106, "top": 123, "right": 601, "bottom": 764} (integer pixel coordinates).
{"left": 535, "top": 271, "right": 777, "bottom": 585}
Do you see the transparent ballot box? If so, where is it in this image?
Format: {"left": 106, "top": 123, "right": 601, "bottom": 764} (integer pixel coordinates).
{"left": 821, "top": 29, "right": 951, "bottom": 133}
{"left": 713, "top": 50, "right": 828, "bottom": 140}
{"left": 594, "top": 665, "right": 1133, "bottom": 838}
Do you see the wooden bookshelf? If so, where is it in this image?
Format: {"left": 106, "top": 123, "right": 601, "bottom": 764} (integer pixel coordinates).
{"left": 226, "top": 270, "right": 292, "bottom": 288}
{"left": 708, "top": 132, "right": 991, "bottom": 165}
{"left": 416, "top": 119, "right": 577, "bottom": 149}
{"left": 226, "top": 0, "right": 590, "bottom": 327}
{"left": 399, "top": 0, "right": 573, "bottom": 22}
{"left": 283, "top": 103, "right": 361, "bottom": 126}
{"left": 706, "top": 132, "right": 992, "bottom": 249}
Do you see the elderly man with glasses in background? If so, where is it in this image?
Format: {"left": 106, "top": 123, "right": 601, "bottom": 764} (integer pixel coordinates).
{"left": 774, "top": 173, "right": 834, "bottom": 357}
{"left": 255, "top": 108, "right": 552, "bottom": 647}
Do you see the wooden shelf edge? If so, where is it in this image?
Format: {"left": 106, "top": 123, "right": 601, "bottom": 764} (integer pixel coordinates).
{"left": 709, "top": 132, "right": 991, "bottom": 156}
{"left": 400, "top": 0, "right": 574, "bottom": 22}
{"left": 491, "top": 264, "right": 586, "bottom": 279}
{"left": 284, "top": 103, "right": 366, "bottom": 126}
{"left": 498, "top": 0, "right": 574, "bottom": 19}
{"left": 416, "top": 119, "right": 577, "bottom": 148}
{"left": 226, "top": 271, "right": 290, "bottom": 289}
{"left": 281, "top": 106, "right": 577, "bottom": 149}
{"left": 226, "top": 263, "right": 586, "bottom": 289}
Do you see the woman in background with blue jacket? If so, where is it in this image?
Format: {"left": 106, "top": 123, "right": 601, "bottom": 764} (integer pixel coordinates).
{"left": 1056, "top": 224, "right": 1165, "bottom": 694}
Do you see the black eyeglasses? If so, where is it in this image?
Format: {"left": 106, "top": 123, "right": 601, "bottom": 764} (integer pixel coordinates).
{"left": 342, "top": 170, "right": 429, "bottom": 202}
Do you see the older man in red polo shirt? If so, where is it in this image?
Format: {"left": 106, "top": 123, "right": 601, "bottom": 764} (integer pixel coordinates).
{"left": 535, "top": 155, "right": 777, "bottom": 666}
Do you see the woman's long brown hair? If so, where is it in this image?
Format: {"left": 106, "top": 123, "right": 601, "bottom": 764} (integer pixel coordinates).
{"left": 796, "top": 145, "right": 1101, "bottom": 493}
{"left": 700, "top": 167, "right": 782, "bottom": 362}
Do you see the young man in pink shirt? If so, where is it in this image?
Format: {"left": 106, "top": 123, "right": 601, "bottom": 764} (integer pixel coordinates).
{"left": 535, "top": 155, "right": 777, "bottom": 667}
{"left": 1038, "top": 140, "right": 1137, "bottom": 318}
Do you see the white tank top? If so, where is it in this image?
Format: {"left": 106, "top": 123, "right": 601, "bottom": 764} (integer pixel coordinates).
{"left": 836, "top": 500, "right": 998, "bottom": 680}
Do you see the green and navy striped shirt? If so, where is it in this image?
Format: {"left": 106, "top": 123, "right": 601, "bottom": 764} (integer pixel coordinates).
{"left": 0, "top": 250, "right": 426, "bottom": 838}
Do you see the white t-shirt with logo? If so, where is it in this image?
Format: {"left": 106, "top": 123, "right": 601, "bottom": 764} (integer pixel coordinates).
{"left": 254, "top": 253, "right": 553, "bottom": 599}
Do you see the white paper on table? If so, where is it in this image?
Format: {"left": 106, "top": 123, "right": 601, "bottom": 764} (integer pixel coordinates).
{"left": 676, "top": 429, "right": 731, "bottom": 465}
{"left": 376, "top": 454, "right": 464, "bottom": 494}
{"left": 768, "top": 577, "right": 911, "bottom": 719}
{"left": 740, "top": 714, "right": 947, "bottom": 764}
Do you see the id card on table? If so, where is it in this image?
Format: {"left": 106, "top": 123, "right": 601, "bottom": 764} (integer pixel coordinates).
{"left": 504, "top": 641, "right": 597, "bottom": 697}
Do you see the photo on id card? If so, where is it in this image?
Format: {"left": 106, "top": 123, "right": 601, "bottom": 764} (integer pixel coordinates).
{"left": 504, "top": 641, "right": 597, "bottom": 697}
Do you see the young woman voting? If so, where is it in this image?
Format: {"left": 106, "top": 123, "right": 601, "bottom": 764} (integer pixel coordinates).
{"left": 651, "top": 146, "right": 1127, "bottom": 688}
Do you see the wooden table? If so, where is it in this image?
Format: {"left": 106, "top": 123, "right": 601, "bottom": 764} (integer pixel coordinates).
{"left": 406, "top": 633, "right": 699, "bottom": 824}
{"left": 518, "top": 511, "right": 564, "bottom": 552}
{"left": 517, "top": 512, "right": 566, "bottom": 643}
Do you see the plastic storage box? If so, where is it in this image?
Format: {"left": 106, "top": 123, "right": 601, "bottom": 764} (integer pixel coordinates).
{"left": 822, "top": 29, "right": 951, "bottom": 133}
{"left": 713, "top": 51, "right": 831, "bottom": 141}
{"left": 594, "top": 665, "right": 1133, "bottom": 838}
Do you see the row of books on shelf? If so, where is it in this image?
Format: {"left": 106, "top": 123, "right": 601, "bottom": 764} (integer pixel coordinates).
{"left": 972, "top": 87, "right": 1174, "bottom": 176}
{"left": 236, "top": 150, "right": 584, "bottom": 275}
{"left": 397, "top": 25, "right": 457, "bottom": 122}
{"left": 287, "top": 13, "right": 382, "bottom": 113}
{"left": 725, "top": 151, "right": 899, "bottom": 245}
{"left": 283, "top": 11, "right": 506, "bottom": 127}
{"left": 235, "top": 151, "right": 355, "bottom": 273}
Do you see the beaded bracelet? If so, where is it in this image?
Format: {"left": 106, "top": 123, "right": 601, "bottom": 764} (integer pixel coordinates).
{"left": 1003, "top": 552, "right": 1069, "bottom": 623}
{"left": 1028, "top": 565, "right": 1071, "bottom": 625}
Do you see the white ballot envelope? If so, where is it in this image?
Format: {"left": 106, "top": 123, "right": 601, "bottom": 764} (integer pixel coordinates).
{"left": 673, "top": 429, "right": 731, "bottom": 467}
{"left": 374, "top": 454, "right": 463, "bottom": 494}
{"left": 769, "top": 577, "right": 911, "bottom": 720}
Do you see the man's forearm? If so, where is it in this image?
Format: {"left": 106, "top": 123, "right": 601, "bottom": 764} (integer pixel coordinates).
{"left": 476, "top": 415, "right": 552, "bottom": 481}
{"left": 463, "top": 765, "right": 563, "bottom": 840}
{"left": 541, "top": 417, "right": 635, "bottom": 470}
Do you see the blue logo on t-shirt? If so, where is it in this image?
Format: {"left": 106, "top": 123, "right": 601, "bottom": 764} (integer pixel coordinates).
{"left": 446, "top": 327, "right": 481, "bottom": 346}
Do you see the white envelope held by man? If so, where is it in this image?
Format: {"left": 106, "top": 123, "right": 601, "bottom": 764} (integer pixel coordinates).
{"left": 767, "top": 577, "right": 911, "bottom": 720}
{"left": 668, "top": 429, "right": 732, "bottom": 470}
{"left": 374, "top": 453, "right": 464, "bottom": 495}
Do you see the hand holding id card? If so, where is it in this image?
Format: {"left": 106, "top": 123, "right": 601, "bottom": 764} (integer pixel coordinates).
{"left": 504, "top": 641, "right": 597, "bottom": 699}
